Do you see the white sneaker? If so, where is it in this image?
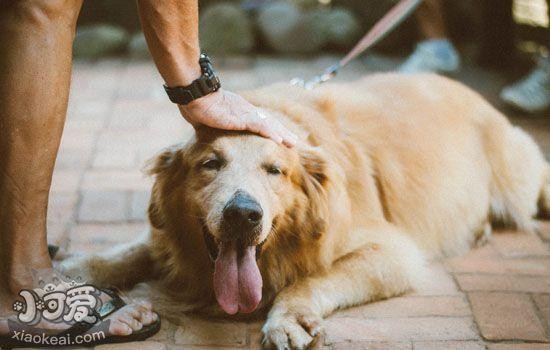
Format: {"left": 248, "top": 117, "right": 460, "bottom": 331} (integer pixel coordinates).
{"left": 400, "top": 39, "right": 461, "bottom": 74}
{"left": 500, "top": 58, "right": 550, "bottom": 114}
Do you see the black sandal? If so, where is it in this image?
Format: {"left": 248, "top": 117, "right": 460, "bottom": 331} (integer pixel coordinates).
{"left": 0, "top": 288, "right": 161, "bottom": 349}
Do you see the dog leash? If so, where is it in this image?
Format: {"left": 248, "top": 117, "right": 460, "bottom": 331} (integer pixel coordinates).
{"left": 291, "top": 0, "right": 423, "bottom": 89}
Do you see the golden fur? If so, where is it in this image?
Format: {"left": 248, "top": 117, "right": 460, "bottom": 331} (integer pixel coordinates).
{"left": 64, "top": 73, "right": 549, "bottom": 349}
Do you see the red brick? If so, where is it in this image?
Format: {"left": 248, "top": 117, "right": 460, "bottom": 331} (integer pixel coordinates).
{"left": 324, "top": 317, "right": 478, "bottom": 343}
{"left": 413, "top": 341, "right": 486, "bottom": 350}
{"left": 333, "top": 296, "right": 470, "bottom": 318}
{"left": 537, "top": 220, "right": 550, "bottom": 241}
{"left": 92, "top": 147, "right": 138, "bottom": 169}
{"left": 468, "top": 292, "right": 548, "bottom": 341}
{"left": 78, "top": 191, "right": 128, "bottom": 223}
{"left": 412, "top": 263, "right": 459, "bottom": 296}
{"left": 50, "top": 170, "right": 81, "bottom": 193}
{"left": 68, "top": 223, "right": 148, "bottom": 254}
{"left": 96, "top": 341, "right": 166, "bottom": 350}
{"left": 487, "top": 344, "right": 550, "bottom": 350}
{"left": 129, "top": 191, "right": 150, "bottom": 221}
{"left": 446, "top": 256, "right": 550, "bottom": 276}
{"left": 81, "top": 170, "right": 152, "bottom": 191}
{"left": 173, "top": 316, "right": 247, "bottom": 346}
{"left": 491, "top": 232, "right": 548, "bottom": 258}
{"left": 48, "top": 193, "right": 78, "bottom": 224}
{"left": 55, "top": 148, "right": 92, "bottom": 170}
{"left": 533, "top": 294, "right": 550, "bottom": 329}
{"left": 331, "top": 341, "right": 411, "bottom": 350}
{"left": 456, "top": 274, "right": 550, "bottom": 293}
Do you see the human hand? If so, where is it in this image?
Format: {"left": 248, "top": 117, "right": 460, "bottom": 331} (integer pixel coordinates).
{"left": 178, "top": 89, "right": 297, "bottom": 147}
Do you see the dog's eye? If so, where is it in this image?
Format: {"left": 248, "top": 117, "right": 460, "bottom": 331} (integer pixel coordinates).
{"left": 266, "top": 166, "right": 282, "bottom": 175}
{"left": 202, "top": 159, "right": 222, "bottom": 170}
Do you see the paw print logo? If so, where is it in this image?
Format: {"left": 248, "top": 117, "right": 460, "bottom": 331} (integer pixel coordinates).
{"left": 36, "top": 300, "right": 45, "bottom": 311}
{"left": 43, "top": 283, "right": 56, "bottom": 293}
{"left": 66, "top": 280, "right": 78, "bottom": 288}
{"left": 12, "top": 301, "right": 24, "bottom": 313}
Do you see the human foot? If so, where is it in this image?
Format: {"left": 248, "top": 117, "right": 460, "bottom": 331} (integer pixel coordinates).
{"left": 0, "top": 272, "right": 160, "bottom": 348}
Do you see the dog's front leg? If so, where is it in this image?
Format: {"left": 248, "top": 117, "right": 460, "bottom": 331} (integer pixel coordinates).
{"left": 262, "top": 226, "right": 426, "bottom": 350}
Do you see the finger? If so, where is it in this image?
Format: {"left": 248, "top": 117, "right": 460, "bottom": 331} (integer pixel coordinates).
{"left": 255, "top": 120, "right": 284, "bottom": 145}
{"left": 271, "top": 120, "right": 298, "bottom": 148}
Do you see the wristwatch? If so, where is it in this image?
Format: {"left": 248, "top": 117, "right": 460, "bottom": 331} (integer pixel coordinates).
{"left": 163, "top": 53, "right": 221, "bottom": 105}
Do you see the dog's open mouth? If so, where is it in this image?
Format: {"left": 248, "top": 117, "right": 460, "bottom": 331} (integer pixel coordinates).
{"left": 202, "top": 224, "right": 264, "bottom": 315}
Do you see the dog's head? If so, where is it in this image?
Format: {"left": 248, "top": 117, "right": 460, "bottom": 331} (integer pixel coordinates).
{"left": 147, "top": 126, "right": 330, "bottom": 315}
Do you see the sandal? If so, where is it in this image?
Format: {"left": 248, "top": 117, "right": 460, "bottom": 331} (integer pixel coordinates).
{"left": 0, "top": 288, "right": 161, "bottom": 349}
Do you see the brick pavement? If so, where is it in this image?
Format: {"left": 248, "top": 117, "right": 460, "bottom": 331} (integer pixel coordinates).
{"left": 45, "top": 56, "right": 550, "bottom": 349}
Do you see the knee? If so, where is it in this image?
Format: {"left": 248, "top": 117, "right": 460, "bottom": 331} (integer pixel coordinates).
{"left": 2, "top": 0, "right": 82, "bottom": 28}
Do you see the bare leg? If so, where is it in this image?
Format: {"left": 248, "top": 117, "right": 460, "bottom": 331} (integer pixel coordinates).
{"left": 0, "top": 1, "right": 82, "bottom": 296}
{"left": 415, "top": 0, "right": 448, "bottom": 40}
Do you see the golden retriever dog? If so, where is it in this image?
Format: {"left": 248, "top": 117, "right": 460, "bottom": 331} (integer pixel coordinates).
{"left": 64, "top": 73, "right": 549, "bottom": 349}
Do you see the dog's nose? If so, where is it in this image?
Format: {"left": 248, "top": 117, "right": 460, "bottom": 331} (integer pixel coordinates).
{"left": 222, "top": 191, "right": 263, "bottom": 232}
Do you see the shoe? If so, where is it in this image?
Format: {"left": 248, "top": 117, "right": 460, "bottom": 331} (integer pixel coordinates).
{"left": 500, "top": 57, "right": 550, "bottom": 114}
{"left": 400, "top": 39, "right": 461, "bottom": 74}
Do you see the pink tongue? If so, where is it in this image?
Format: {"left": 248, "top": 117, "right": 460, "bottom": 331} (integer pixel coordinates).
{"left": 213, "top": 241, "right": 262, "bottom": 314}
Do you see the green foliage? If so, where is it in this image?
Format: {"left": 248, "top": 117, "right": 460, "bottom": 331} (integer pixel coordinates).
{"left": 199, "top": 3, "right": 255, "bottom": 55}
{"left": 257, "top": 2, "right": 327, "bottom": 54}
{"left": 73, "top": 24, "right": 129, "bottom": 59}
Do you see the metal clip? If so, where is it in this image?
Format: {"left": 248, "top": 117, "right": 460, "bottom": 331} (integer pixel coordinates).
{"left": 290, "top": 64, "right": 340, "bottom": 90}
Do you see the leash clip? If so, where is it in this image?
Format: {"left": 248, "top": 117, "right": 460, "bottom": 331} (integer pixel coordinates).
{"left": 291, "top": 64, "right": 340, "bottom": 90}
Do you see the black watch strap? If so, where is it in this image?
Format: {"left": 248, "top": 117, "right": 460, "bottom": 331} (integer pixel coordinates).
{"left": 164, "top": 53, "right": 221, "bottom": 105}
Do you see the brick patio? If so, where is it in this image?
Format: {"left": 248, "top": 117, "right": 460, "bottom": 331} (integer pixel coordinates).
{"left": 47, "top": 56, "right": 550, "bottom": 349}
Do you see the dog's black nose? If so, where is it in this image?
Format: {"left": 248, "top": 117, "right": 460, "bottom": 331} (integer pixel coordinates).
{"left": 222, "top": 191, "right": 263, "bottom": 232}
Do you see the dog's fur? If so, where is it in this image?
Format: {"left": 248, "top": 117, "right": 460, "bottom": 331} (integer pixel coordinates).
{"left": 65, "top": 74, "right": 549, "bottom": 349}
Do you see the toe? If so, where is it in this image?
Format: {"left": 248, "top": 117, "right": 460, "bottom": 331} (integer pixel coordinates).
{"left": 114, "top": 307, "right": 144, "bottom": 332}
{"left": 109, "top": 319, "right": 133, "bottom": 336}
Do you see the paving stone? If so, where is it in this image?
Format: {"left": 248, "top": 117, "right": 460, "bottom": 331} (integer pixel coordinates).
{"left": 412, "top": 340, "right": 486, "bottom": 350}
{"left": 491, "top": 232, "right": 549, "bottom": 258}
{"left": 538, "top": 221, "right": 550, "bottom": 241}
{"left": 324, "top": 317, "right": 478, "bottom": 343}
{"left": 456, "top": 274, "right": 550, "bottom": 293}
{"left": 48, "top": 193, "right": 79, "bottom": 223}
{"left": 446, "top": 252, "right": 550, "bottom": 275}
{"left": 78, "top": 191, "right": 128, "bottom": 222}
{"left": 331, "top": 341, "right": 412, "bottom": 349}
{"left": 412, "top": 263, "right": 459, "bottom": 296}
{"left": 469, "top": 292, "right": 548, "bottom": 342}
{"left": 55, "top": 148, "right": 93, "bottom": 169}
{"left": 333, "top": 296, "right": 470, "bottom": 318}
{"left": 487, "top": 344, "right": 550, "bottom": 350}
{"left": 68, "top": 223, "right": 148, "bottom": 254}
{"left": 533, "top": 294, "right": 550, "bottom": 329}
{"left": 173, "top": 316, "right": 247, "bottom": 346}
{"left": 82, "top": 170, "right": 152, "bottom": 191}
{"left": 50, "top": 170, "right": 81, "bottom": 193}
{"left": 129, "top": 191, "right": 150, "bottom": 221}
{"left": 92, "top": 148, "right": 138, "bottom": 169}
{"left": 96, "top": 341, "right": 166, "bottom": 350}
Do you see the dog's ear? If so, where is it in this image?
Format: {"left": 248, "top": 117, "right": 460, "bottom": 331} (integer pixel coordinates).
{"left": 298, "top": 146, "right": 330, "bottom": 239}
{"left": 300, "top": 146, "right": 329, "bottom": 188}
{"left": 146, "top": 147, "right": 185, "bottom": 230}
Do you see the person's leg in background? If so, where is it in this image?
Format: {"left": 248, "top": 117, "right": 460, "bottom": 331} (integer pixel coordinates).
{"left": 400, "top": 0, "right": 461, "bottom": 74}
{"left": 0, "top": 0, "right": 83, "bottom": 302}
{"left": 500, "top": 0, "right": 549, "bottom": 114}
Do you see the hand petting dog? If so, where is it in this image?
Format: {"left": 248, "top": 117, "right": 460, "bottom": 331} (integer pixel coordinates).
{"left": 178, "top": 89, "right": 298, "bottom": 148}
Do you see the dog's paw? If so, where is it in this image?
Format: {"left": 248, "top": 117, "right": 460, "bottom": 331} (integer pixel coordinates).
{"left": 261, "top": 311, "right": 323, "bottom": 350}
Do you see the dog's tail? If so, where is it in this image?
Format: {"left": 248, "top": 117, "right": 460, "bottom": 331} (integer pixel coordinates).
{"left": 487, "top": 121, "right": 547, "bottom": 232}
